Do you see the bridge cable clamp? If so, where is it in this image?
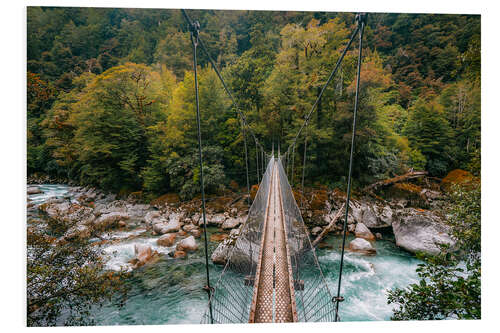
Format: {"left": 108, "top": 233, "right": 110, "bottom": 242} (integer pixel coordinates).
{"left": 203, "top": 285, "right": 215, "bottom": 295}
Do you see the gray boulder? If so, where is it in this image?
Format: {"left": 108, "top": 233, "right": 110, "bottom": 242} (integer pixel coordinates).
{"left": 176, "top": 236, "right": 198, "bottom": 252}
{"left": 349, "top": 238, "right": 376, "bottom": 255}
{"left": 93, "top": 212, "right": 130, "bottom": 230}
{"left": 153, "top": 219, "right": 181, "bottom": 235}
{"left": 392, "top": 208, "right": 455, "bottom": 255}
{"left": 222, "top": 216, "right": 244, "bottom": 230}
{"left": 355, "top": 223, "right": 375, "bottom": 240}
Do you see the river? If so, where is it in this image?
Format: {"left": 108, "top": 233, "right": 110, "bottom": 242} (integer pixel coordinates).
{"left": 27, "top": 184, "right": 422, "bottom": 325}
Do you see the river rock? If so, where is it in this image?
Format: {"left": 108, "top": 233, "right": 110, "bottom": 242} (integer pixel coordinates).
{"left": 392, "top": 208, "right": 455, "bottom": 255}
{"left": 172, "top": 250, "right": 186, "bottom": 259}
{"left": 190, "top": 229, "right": 202, "bottom": 238}
{"left": 130, "top": 244, "right": 159, "bottom": 268}
{"left": 183, "top": 224, "right": 197, "bottom": 232}
{"left": 222, "top": 216, "right": 244, "bottom": 230}
{"left": 377, "top": 206, "right": 394, "bottom": 227}
{"left": 153, "top": 219, "right": 181, "bottom": 235}
{"left": 134, "top": 244, "right": 153, "bottom": 263}
{"left": 157, "top": 233, "right": 176, "bottom": 247}
{"left": 349, "top": 238, "right": 376, "bottom": 255}
{"left": 176, "top": 236, "right": 198, "bottom": 252}
{"left": 355, "top": 223, "right": 375, "bottom": 241}
{"left": 204, "top": 214, "right": 226, "bottom": 227}
{"left": 27, "top": 186, "right": 42, "bottom": 195}
{"left": 93, "top": 212, "right": 130, "bottom": 230}
{"left": 311, "top": 226, "right": 322, "bottom": 236}
{"left": 361, "top": 205, "right": 379, "bottom": 228}
{"left": 61, "top": 224, "right": 91, "bottom": 241}
{"left": 144, "top": 211, "right": 163, "bottom": 225}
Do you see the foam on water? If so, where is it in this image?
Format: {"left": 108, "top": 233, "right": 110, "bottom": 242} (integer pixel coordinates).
{"left": 317, "top": 235, "right": 422, "bottom": 322}
{"left": 27, "top": 184, "right": 71, "bottom": 205}
{"left": 28, "top": 184, "right": 423, "bottom": 324}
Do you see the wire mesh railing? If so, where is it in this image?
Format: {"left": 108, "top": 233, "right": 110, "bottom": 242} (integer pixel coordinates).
{"left": 201, "top": 156, "right": 335, "bottom": 323}
{"left": 276, "top": 158, "right": 336, "bottom": 322}
{"left": 201, "top": 157, "right": 275, "bottom": 324}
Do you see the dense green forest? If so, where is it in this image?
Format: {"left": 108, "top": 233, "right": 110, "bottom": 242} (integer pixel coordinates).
{"left": 27, "top": 7, "right": 481, "bottom": 198}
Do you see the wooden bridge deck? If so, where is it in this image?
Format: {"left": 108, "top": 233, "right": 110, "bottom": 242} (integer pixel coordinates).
{"left": 249, "top": 162, "right": 298, "bottom": 323}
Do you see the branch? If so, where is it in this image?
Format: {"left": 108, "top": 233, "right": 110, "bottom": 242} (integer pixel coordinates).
{"left": 363, "top": 171, "right": 428, "bottom": 193}
{"left": 312, "top": 203, "right": 345, "bottom": 247}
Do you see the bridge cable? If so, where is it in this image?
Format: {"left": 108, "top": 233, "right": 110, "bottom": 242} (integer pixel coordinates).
{"left": 181, "top": 9, "right": 265, "bottom": 154}
{"left": 188, "top": 19, "right": 214, "bottom": 324}
{"left": 334, "top": 13, "right": 367, "bottom": 322}
{"left": 284, "top": 22, "right": 360, "bottom": 157}
{"left": 301, "top": 125, "right": 308, "bottom": 209}
{"left": 255, "top": 137, "right": 260, "bottom": 183}
{"left": 242, "top": 122, "right": 251, "bottom": 207}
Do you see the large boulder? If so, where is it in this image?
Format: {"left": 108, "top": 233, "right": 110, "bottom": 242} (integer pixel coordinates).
{"left": 392, "top": 208, "right": 455, "bottom": 255}
{"left": 355, "top": 223, "right": 375, "bottom": 241}
{"left": 153, "top": 219, "right": 181, "bottom": 235}
{"left": 157, "top": 233, "right": 177, "bottom": 247}
{"left": 176, "top": 236, "right": 198, "bottom": 252}
{"left": 222, "top": 216, "right": 244, "bottom": 230}
{"left": 349, "top": 238, "right": 376, "bottom": 255}
{"left": 93, "top": 212, "right": 130, "bottom": 230}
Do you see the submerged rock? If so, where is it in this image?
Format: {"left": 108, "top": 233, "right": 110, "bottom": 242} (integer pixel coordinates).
{"left": 392, "top": 208, "right": 454, "bottom": 255}
{"left": 349, "top": 238, "right": 376, "bottom": 255}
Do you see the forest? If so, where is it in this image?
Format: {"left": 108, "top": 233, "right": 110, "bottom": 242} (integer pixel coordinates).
{"left": 27, "top": 7, "right": 480, "bottom": 199}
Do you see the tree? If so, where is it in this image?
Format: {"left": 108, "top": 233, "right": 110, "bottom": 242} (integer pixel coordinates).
{"left": 27, "top": 229, "right": 128, "bottom": 326}
{"left": 403, "top": 98, "right": 453, "bottom": 176}
{"left": 70, "top": 63, "right": 169, "bottom": 192}
{"left": 387, "top": 183, "right": 481, "bottom": 320}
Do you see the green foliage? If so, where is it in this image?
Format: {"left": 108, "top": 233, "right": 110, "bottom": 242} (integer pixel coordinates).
{"left": 404, "top": 98, "right": 453, "bottom": 176}
{"left": 387, "top": 183, "right": 481, "bottom": 320}
{"left": 28, "top": 8, "right": 480, "bottom": 191}
{"left": 27, "top": 229, "right": 128, "bottom": 326}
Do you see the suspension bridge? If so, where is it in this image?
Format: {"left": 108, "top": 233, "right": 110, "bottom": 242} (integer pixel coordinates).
{"left": 180, "top": 9, "right": 368, "bottom": 324}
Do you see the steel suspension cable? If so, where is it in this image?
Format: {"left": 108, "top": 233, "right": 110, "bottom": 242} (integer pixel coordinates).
{"left": 242, "top": 122, "right": 251, "bottom": 207}
{"left": 181, "top": 9, "right": 265, "bottom": 153}
{"left": 255, "top": 137, "right": 260, "bottom": 183}
{"left": 189, "top": 20, "right": 214, "bottom": 324}
{"left": 301, "top": 125, "right": 308, "bottom": 193}
{"left": 284, "top": 23, "right": 360, "bottom": 155}
{"left": 334, "top": 13, "right": 366, "bottom": 322}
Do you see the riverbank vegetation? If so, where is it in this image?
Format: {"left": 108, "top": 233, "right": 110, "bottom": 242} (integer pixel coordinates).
{"left": 28, "top": 8, "right": 480, "bottom": 198}
{"left": 27, "top": 7, "right": 481, "bottom": 324}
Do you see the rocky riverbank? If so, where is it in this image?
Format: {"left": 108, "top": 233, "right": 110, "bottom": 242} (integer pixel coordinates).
{"left": 27, "top": 172, "right": 460, "bottom": 272}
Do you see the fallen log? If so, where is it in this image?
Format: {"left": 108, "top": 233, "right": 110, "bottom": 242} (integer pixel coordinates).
{"left": 312, "top": 203, "right": 345, "bottom": 247}
{"left": 363, "top": 171, "right": 428, "bottom": 193}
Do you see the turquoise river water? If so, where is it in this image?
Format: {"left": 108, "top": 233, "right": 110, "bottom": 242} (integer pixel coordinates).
{"left": 28, "top": 184, "right": 422, "bottom": 325}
